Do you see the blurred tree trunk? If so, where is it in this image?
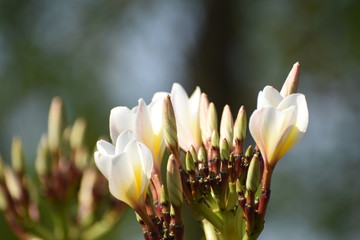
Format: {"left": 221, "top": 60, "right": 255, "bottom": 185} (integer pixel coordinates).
{"left": 189, "top": 0, "right": 243, "bottom": 111}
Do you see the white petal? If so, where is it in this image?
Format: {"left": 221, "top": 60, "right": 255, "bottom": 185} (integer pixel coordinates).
{"left": 124, "top": 139, "right": 145, "bottom": 192}
{"left": 109, "top": 107, "right": 136, "bottom": 144}
{"left": 115, "top": 130, "right": 137, "bottom": 154}
{"left": 171, "top": 83, "right": 193, "bottom": 150}
{"left": 189, "top": 86, "right": 201, "bottom": 116}
{"left": 108, "top": 153, "right": 138, "bottom": 207}
{"left": 96, "top": 140, "right": 115, "bottom": 155}
{"left": 137, "top": 142, "right": 153, "bottom": 193}
{"left": 278, "top": 93, "right": 309, "bottom": 132}
{"left": 152, "top": 91, "right": 168, "bottom": 103}
{"left": 275, "top": 125, "right": 305, "bottom": 160}
{"left": 249, "top": 106, "right": 296, "bottom": 165}
{"left": 188, "top": 86, "right": 202, "bottom": 148}
{"left": 148, "top": 95, "right": 165, "bottom": 135}
{"left": 135, "top": 99, "right": 154, "bottom": 149}
{"left": 257, "top": 86, "right": 283, "bottom": 108}
{"left": 94, "top": 151, "right": 113, "bottom": 180}
{"left": 199, "top": 93, "right": 209, "bottom": 144}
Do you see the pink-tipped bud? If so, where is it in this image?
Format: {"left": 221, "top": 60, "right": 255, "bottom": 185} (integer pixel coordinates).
{"left": 280, "top": 62, "right": 300, "bottom": 97}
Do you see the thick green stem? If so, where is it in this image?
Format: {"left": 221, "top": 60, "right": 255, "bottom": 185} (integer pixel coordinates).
{"left": 202, "top": 219, "right": 218, "bottom": 240}
{"left": 218, "top": 208, "right": 243, "bottom": 240}
{"left": 23, "top": 219, "right": 56, "bottom": 240}
{"left": 196, "top": 202, "right": 222, "bottom": 231}
{"left": 52, "top": 205, "right": 69, "bottom": 240}
{"left": 79, "top": 209, "right": 124, "bottom": 240}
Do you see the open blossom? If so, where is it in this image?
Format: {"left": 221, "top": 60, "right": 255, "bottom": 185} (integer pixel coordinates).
{"left": 109, "top": 96, "right": 166, "bottom": 173}
{"left": 94, "top": 130, "right": 153, "bottom": 209}
{"left": 170, "top": 83, "right": 202, "bottom": 151}
{"left": 249, "top": 86, "right": 308, "bottom": 168}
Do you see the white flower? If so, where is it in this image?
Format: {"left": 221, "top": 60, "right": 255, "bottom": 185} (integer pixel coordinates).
{"left": 249, "top": 86, "right": 309, "bottom": 168}
{"left": 109, "top": 96, "right": 166, "bottom": 173}
{"left": 170, "top": 83, "right": 202, "bottom": 151}
{"left": 94, "top": 130, "right": 153, "bottom": 209}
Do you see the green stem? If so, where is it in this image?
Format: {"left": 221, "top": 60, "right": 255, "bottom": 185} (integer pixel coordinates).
{"left": 196, "top": 202, "right": 223, "bottom": 231}
{"left": 52, "top": 204, "right": 69, "bottom": 240}
{"left": 225, "top": 182, "right": 237, "bottom": 211}
{"left": 79, "top": 210, "right": 122, "bottom": 240}
{"left": 23, "top": 218, "right": 56, "bottom": 240}
{"left": 202, "top": 219, "right": 219, "bottom": 240}
{"left": 218, "top": 208, "right": 243, "bottom": 240}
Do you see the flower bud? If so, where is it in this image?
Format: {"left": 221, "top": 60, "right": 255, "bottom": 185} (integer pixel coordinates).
{"left": 161, "top": 185, "right": 169, "bottom": 205}
{"left": 78, "top": 168, "right": 97, "bottom": 222}
{"left": 197, "top": 146, "right": 207, "bottom": 164}
{"left": 0, "top": 155, "right": 5, "bottom": 181}
{"left": 246, "top": 154, "right": 261, "bottom": 192}
{"left": 235, "top": 178, "right": 242, "bottom": 193}
{"left": 211, "top": 130, "right": 219, "bottom": 148}
{"left": 61, "top": 127, "right": 72, "bottom": 161}
{"left": 189, "top": 146, "right": 198, "bottom": 163}
{"left": 4, "top": 166, "right": 22, "bottom": 201}
{"left": 233, "top": 106, "right": 247, "bottom": 145}
{"left": 207, "top": 103, "right": 218, "bottom": 137}
{"left": 11, "top": 137, "right": 25, "bottom": 174}
{"left": 245, "top": 145, "right": 253, "bottom": 158}
{"left": 35, "top": 135, "right": 52, "bottom": 176}
{"left": 220, "top": 105, "right": 234, "bottom": 146}
{"left": 70, "top": 118, "right": 87, "bottom": 149}
{"left": 48, "top": 97, "right": 65, "bottom": 152}
{"left": 280, "top": 62, "right": 300, "bottom": 97}
{"left": 166, "top": 154, "right": 183, "bottom": 207}
{"left": 220, "top": 139, "right": 230, "bottom": 161}
{"left": 163, "top": 95, "right": 179, "bottom": 155}
{"left": 185, "top": 151, "right": 196, "bottom": 172}
{"left": 76, "top": 149, "right": 89, "bottom": 170}
{"left": 0, "top": 187, "right": 8, "bottom": 211}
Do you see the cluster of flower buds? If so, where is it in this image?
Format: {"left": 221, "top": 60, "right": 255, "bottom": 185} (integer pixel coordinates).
{"left": 0, "top": 97, "right": 125, "bottom": 240}
{"left": 94, "top": 62, "right": 308, "bottom": 240}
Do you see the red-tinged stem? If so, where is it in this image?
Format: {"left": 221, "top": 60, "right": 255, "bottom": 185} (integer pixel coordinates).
{"left": 170, "top": 205, "right": 184, "bottom": 240}
{"left": 150, "top": 170, "right": 163, "bottom": 218}
{"left": 257, "top": 166, "right": 273, "bottom": 221}
{"left": 135, "top": 206, "right": 161, "bottom": 240}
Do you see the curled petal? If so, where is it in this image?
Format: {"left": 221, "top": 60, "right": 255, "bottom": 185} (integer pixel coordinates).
{"left": 171, "top": 83, "right": 193, "bottom": 150}
{"left": 257, "top": 86, "right": 283, "bottom": 109}
{"left": 135, "top": 99, "right": 153, "bottom": 148}
{"left": 278, "top": 93, "right": 309, "bottom": 132}
{"left": 115, "top": 130, "right": 137, "bottom": 154}
{"left": 94, "top": 151, "right": 113, "bottom": 180}
{"left": 110, "top": 107, "right": 136, "bottom": 143}
{"left": 109, "top": 153, "right": 140, "bottom": 207}
{"left": 96, "top": 140, "right": 115, "bottom": 155}
{"left": 148, "top": 95, "right": 165, "bottom": 135}
{"left": 171, "top": 83, "right": 202, "bottom": 150}
{"left": 249, "top": 106, "right": 297, "bottom": 167}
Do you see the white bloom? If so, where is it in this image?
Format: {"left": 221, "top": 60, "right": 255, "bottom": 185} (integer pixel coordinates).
{"left": 94, "top": 130, "right": 153, "bottom": 209}
{"left": 170, "top": 83, "right": 202, "bottom": 151}
{"left": 109, "top": 96, "right": 166, "bottom": 172}
{"left": 249, "top": 86, "right": 308, "bottom": 168}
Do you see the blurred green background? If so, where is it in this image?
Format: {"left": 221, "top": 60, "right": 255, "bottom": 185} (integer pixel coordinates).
{"left": 1, "top": 0, "right": 360, "bottom": 239}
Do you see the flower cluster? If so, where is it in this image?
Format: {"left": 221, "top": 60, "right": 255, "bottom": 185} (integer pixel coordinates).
{"left": 94, "top": 62, "right": 309, "bottom": 240}
{"left": 0, "top": 98, "right": 125, "bottom": 240}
